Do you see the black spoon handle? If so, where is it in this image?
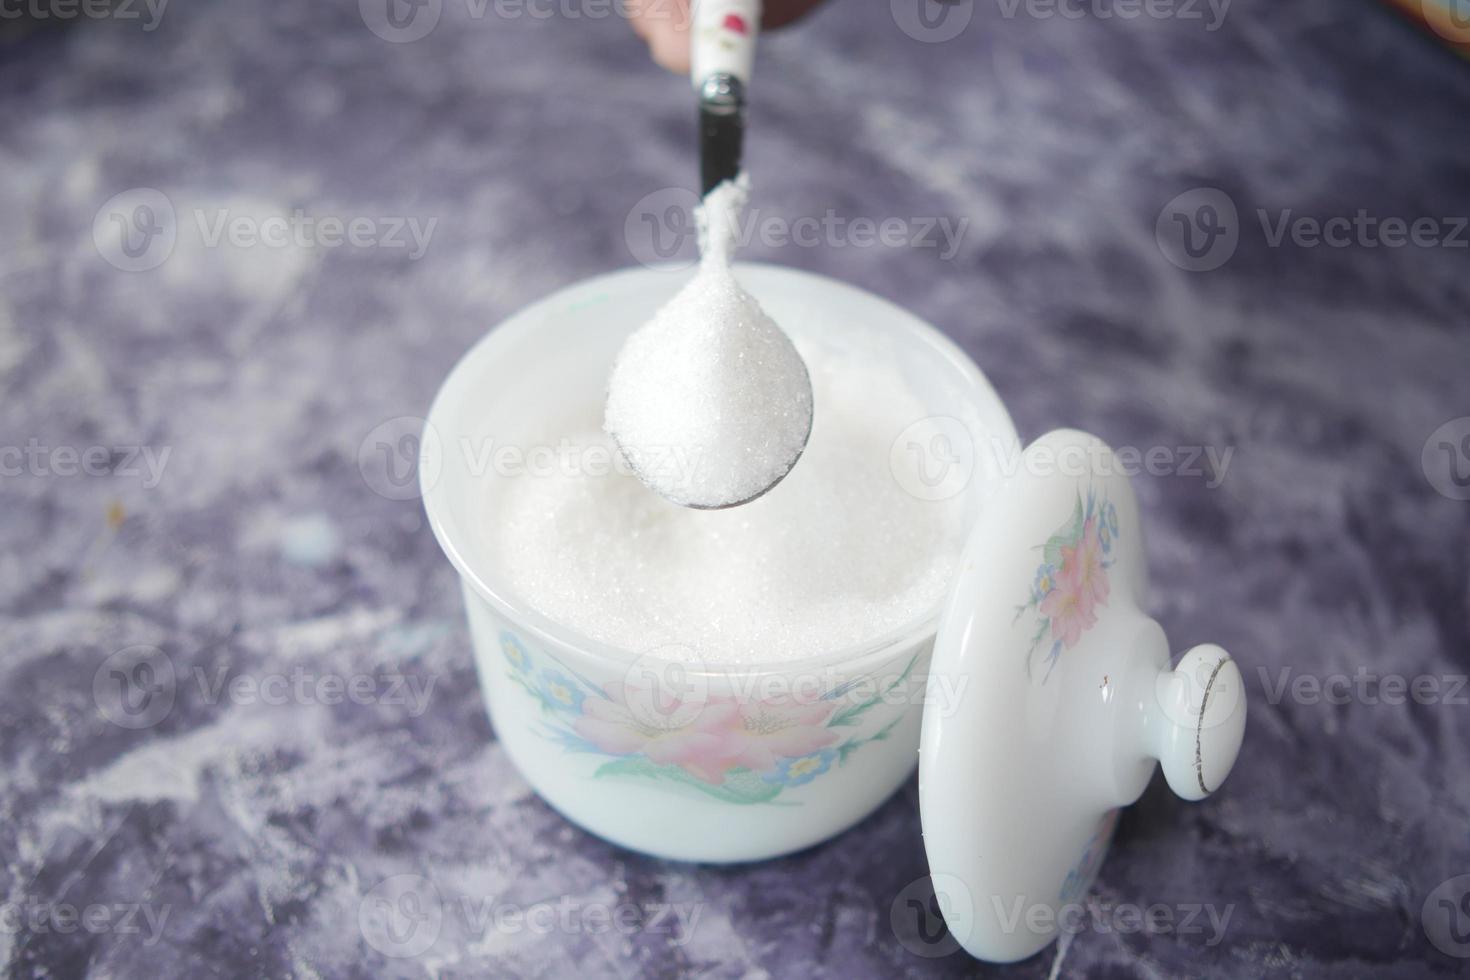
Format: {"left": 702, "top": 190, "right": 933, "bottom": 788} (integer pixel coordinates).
{"left": 699, "top": 73, "right": 746, "bottom": 196}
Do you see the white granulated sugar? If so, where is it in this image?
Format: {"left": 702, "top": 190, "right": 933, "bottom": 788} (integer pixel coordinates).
{"left": 484, "top": 344, "right": 966, "bottom": 664}
{"left": 604, "top": 176, "right": 814, "bottom": 509}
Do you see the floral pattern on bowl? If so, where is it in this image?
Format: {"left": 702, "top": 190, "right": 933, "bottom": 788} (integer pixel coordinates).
{"left": 498, "top": 630, "right": 917, "bottom": 805}
{"left": 1017, "top": 488, "right": 1118, "bottom": 683}
{"left": 1059, "top": 808, "right": 1120, "bottom": 905}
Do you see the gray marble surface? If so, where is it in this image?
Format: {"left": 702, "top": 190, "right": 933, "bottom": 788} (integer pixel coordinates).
{"left": 3, "top": 0, "right": 1470, "bottom": 976}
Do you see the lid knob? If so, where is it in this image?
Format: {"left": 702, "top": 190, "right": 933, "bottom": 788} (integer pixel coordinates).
{"left": 1147, "top": 644, "right": 1247, "bottom": 802}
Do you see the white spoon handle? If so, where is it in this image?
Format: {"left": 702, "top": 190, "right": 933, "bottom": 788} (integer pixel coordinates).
{"left": 691, "top": 0, "right": 761, "bottom": 89}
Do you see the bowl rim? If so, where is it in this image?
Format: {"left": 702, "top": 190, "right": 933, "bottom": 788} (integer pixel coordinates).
{"left": 421, "top": 262, "right": 1018, "bottom": 680}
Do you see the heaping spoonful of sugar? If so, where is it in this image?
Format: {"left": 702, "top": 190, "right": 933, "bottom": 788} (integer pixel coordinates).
{"left": 605, "top": 175, "right": 814, "bottom": 509}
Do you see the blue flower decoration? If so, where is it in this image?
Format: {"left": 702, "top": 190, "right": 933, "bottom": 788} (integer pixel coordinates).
{"left": 500, "top": 631, "right": 531, "bottom": 673}
{"left": 535, "top": 668, "right": 585, "bottom": 714}
{"left": 1105, "top": 502, "right": 1119, "bottom": 537}
{"left": 1033, "top": 564, "right": 1056, "bottom": 602}
{"left": 762, "top": 749, "right": 837, "bottom": 788}
{"left": 1099, "top": 522, "right": 1112, "bottom": 553}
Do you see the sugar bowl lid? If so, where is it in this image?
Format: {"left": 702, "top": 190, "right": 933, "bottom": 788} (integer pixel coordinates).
{"left": 918, "top": 429, "right": 1247, "bottom": 963}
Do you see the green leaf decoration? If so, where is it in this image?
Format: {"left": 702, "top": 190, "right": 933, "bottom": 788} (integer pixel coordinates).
{"left": 506, "top": 671, "right": 556, "bottom": 714}
{"left": 828, "top": 653, "right": 919, "bottom": 728}
{"left": 592, "top": 758, "right": 784, "bottom": 805}
{"left": 828, "top": 701, "right": 876, "bottom": 729}
{"left": 721, "top": 768, "right": 784, "bottom": 801}
{"left": 835, "top": 715, "right": 906, "bottom": 767}
{"left": 871, "top": 715, "right": 903, "bottom": 741}
{"left": 1042, "top": 494, "right": 1085, "bottom": 569}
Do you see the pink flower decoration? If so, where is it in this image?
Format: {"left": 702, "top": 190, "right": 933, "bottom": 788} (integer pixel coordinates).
{"left": 1039, "top": 518, "right": 1109, "bottom": 650}
{"left": 1076, "top": 518, "right": 1110, "bottom": 607}
{"left": 575, "top": 682, "right": 741, "bottom": 784}
{"left": 711, "top": 695, "right": 838, "bottom": 774}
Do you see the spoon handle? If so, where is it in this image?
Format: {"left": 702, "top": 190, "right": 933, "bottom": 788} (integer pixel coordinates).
{"left": 691, "top": 0, "right": 760, "bottom": 93}
{"left": 693, "top": 1, "right": 760, "bottom": 195}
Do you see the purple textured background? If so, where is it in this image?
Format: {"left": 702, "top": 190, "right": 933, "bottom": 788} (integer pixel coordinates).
{"left": 2, "top": 0, "right": 1469, "bottom": 976}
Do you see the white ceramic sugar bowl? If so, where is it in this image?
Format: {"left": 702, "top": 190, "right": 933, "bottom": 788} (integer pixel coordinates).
{"left": 422, "top": 264, "right": 1248, "bottom": 964}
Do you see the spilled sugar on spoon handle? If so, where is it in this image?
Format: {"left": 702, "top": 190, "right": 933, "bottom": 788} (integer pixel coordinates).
{"left": 693, "top": 0, "right": 760, "bottom": 196}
